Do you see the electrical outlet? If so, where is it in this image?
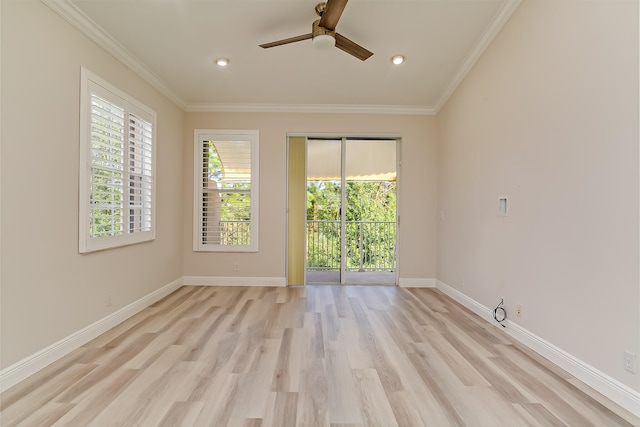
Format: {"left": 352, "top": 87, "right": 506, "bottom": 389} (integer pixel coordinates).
{"left": 233, "top": 263, "right": 239, "bottom": 272}
{"left": 516, "top": 304, "right": 522, "bottom": 317}
{"left": 624, "top": 351, "right": 637, "bottom": 373}
{"left": 106, "top": 295, "right": 113, "bottom": 308}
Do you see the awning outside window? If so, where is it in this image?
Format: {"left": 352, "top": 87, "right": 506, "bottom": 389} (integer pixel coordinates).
{"left": 213, "top": 138, "right": 396, "bottom": 182}
{"left": 307, "top": 139, "right": 397, "bottom": 181}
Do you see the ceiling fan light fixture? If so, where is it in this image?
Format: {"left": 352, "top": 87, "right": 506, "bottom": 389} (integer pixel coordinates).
{"left": 215, "top": 58, "right": 230, "bottom": 67}
{"left": 391, "top": 55, "right": 405, "bottom": 65}
{"left": 313, "top": 34, "right": 336, "bottom": 49}
{"left": 259, "top": 0, "right": 373, "bottom": 61}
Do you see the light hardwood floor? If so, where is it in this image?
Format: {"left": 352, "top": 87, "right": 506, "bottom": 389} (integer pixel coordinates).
{"left": 1, "top": 286, "right": 638, "bottom": 426}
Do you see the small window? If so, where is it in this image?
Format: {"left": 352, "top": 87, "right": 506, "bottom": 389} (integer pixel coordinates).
{"left": 193, "top": 129, "right": 259, "bottom": 252}
{"left": 79, "top": 68, "right": 156, "bottom": 253}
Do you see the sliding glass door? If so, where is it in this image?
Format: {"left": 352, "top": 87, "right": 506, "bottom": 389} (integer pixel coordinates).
{"left": 302, "top": 137, "right": 397, "bottom": 285}
{"left": 343, "top": 139, "right": 397, "bottom": 285}
{"left": 306, "top": 139, "right": 343, "bottom": 284}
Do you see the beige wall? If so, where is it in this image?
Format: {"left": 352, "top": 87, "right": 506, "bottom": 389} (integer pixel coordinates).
{"left": 437, "top": 0, "right": 639, "bottom": 390}
{"left": 183, "top": 113, "right": 437, "bottom": 282}
{"left": 1, "top": 1, "right": 185, "bottom": 367}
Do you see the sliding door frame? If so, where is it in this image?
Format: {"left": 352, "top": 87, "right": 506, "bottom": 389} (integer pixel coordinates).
{"left": 286, "top": 132, "right": 402, "bottom": 287}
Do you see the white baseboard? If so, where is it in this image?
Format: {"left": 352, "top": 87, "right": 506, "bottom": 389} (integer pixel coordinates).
{"left": 398, "top": 277, "right": 436, "bottom": 288}
{"left": 0, "top": 277, "right": 184, "bottom": 393}
{"left": 183, "top": 276, "right": 287, "bottom": 287}
{"left": 435, "top": 280, "right": 494, "bottom": 322}
{"left": 435, "top": 280, "right": 640, "bottom": 419}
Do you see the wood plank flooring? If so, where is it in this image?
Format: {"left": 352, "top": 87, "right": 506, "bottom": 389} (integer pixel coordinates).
{"left": 1, "top": 286, "right": 638, "bottom": 426}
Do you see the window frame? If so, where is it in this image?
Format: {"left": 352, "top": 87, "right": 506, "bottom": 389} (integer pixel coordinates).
{"left": 79, "top": 67, "right": 156, "bottom": 253}
{"left": 193, "top": 129, "right": 259, "bottom": 252}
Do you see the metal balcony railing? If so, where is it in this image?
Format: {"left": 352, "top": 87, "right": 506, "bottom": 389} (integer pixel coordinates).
{"left": 219, "top": 220, "right": 251, "bottom": 245}
{"left": 306, "top": 220, "right": 396, "bottom": 272}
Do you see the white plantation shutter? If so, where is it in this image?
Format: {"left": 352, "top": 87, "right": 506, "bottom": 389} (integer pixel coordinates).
{"left": 89, "top": 92, "right": 125, "bottom": 238}
{"left": 80, "top": 69, "right": 156, "bottom": 253}
{"left": 194, "top": 130, "right": 259, "bottom": 252}
{"left": 127, "top": 111, "right": 153, "bottom": 233}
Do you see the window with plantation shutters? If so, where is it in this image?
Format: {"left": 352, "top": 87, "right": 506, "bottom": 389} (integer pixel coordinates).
{"left": 79, "top": 68, "right": 156, "bottom": 253}
{"left": 193, "top": 130, "right": 259, "bottom": 252}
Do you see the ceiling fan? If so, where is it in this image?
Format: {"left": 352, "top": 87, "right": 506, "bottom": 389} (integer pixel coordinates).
{"left": 259, "top": 0, "right": 373, "bottom": 61}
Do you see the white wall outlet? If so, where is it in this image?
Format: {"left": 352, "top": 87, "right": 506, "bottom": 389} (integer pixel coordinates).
{"left": 106, "top": 294, "right": 113, "bottom": 308}
{"left": 516, "top": 304, "right": 522, "bottom": 317}
{"left": 233, "top": 263, "right": 239, "bottom": 271}
{"left": 624, "top": 351, "right": 637, "bottom": 373}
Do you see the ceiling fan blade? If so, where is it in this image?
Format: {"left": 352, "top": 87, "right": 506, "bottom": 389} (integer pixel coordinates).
{"left": 259, "top": 33, "right": 313, "bottom": 49}
{"left": 318, "top": 0, "right": 348, "bottom": 31}
{"left": 335, "top": 33, "right": 373, "bottom": 61}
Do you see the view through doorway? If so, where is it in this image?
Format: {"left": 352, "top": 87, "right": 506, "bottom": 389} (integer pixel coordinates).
{"left": 303, "top": 137, "right": 398, "bottom": 285}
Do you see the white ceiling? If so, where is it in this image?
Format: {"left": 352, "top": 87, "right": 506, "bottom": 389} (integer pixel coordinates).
{"left": 47, "top": 0, "right": 522, "bottom": 114}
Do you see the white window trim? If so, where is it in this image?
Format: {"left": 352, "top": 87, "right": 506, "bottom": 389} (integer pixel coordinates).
{"left": 79, "top": 67, "right": 156, "bottom": 253}
{"left": 193, "top": 129, "right": 259, "bottom": 252}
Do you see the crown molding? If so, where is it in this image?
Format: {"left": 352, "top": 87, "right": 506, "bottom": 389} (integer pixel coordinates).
{"left": 433, "top": 0, "right": 523, "bottom": 113}
{"left": 185, "top": 103, "right": 436, "bottom": 115}
{"left": 41, "top": 0, "right": 187, "bottom": 110}
{"left": 41, "top": 0, "right": 519, "bottom": 116}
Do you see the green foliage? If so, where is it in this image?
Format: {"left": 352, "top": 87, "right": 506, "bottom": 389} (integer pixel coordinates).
{"left": 307, "top": 181, "right": 341, "bottom": 220}
{"left": 219, "top": 189, "right": 251, "bottom": 221}
{"left": 207, "top": 142, "right": 224, "bottom": 181}
{"left": 90, "top": 158, "right": 124, "bottom": 237}
{"left": 345, "top": 181, "right": 396, "bottom": 222}
{"left": 306, "top": 180, "right": 396, "bottom": 271}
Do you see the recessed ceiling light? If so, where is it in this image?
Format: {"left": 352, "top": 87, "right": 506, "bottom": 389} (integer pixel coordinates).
{"left": 391, "top": 55, "right": 405, "bottom": 65}
{"left": 216, "top": 58, "right": 230, "bottom": 67}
